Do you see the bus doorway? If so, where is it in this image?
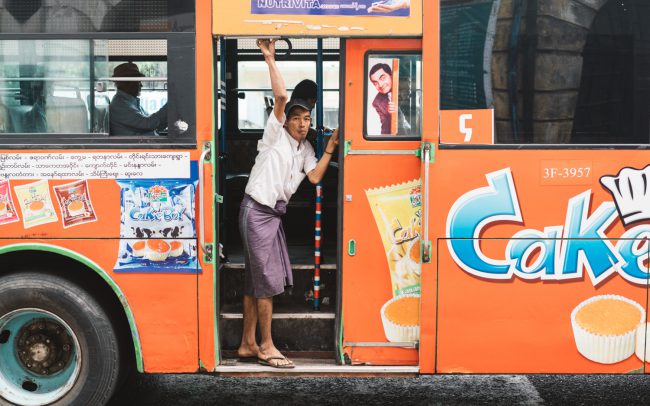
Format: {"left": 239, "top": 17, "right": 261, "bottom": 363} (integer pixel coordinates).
{"left": 216, "top": 38, "right": 343, "bottom": 366}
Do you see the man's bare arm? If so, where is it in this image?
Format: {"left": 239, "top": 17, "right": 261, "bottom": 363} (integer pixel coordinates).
{"left": 258, "top": 39, "right": 288, "bottom": 121}
{"left": 307, "top": 129, "right": 340, "bottom": 184}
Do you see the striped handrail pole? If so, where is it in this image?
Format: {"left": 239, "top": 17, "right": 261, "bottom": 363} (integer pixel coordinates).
{"left": 314, "top": 180, "right": 322, "bottom": 311}
{"left": 314, "top": 38, "right": 324, "bottom": 311}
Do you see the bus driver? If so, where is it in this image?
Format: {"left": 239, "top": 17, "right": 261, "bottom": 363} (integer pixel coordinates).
{"left": 109, "top": 62, "right": 168, "bottom": 136}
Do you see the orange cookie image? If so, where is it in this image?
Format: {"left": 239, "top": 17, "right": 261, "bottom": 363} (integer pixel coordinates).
{"left": 29, "top": 200, "right": 45, "bottom": 213}
{"left": 571, "top": 295, "right": 644, "bottom": 364}
{"left": 408, "top": 238, "right": 420, "bottom": 262}
{"left": 0, "top": 201, "right": 6, "bottom": 216}
{"left": 67, "top": 200, "right": 85, "bottom": 216}
{"left": 144, "top": 240, "right": 170, "bottom": 262}
{"left": 130, "top": 240, "right": 146, "bottom": 257}
{"left": 380, "top": 294, "right": 420, "bottom": 342}
{"left": 169, "top": 241, "right": 184, "bottom": 257}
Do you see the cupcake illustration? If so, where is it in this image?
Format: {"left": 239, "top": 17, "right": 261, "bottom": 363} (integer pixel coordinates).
{"left": 144, "top": 239, "right": 171, "bottom": 262}
{"left": 130, "top": 240, "right": 146, "bottom": 257}
{"left": 380, "top": 294, "right": 420, "bottom": 342}
{"left": 169, "top": 240, "right": 184, "bottom": 257}
{"left": 571, "top": 295, "right": 645, "bottom": 364}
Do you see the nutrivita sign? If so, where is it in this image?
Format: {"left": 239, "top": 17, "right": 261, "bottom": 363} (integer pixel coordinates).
{"left": 251, "top": 0, "right": 411, "bottom": 17}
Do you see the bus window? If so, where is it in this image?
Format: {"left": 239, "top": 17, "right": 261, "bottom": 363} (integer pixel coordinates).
{"left": 0, "top": 40, "right": 104, "bottom": 134}
{"left": 0, "top": 37, "right": 195, "bottom": 141}
{"left": 365, "top": 53, "right": 422, "bottom": 139}
{"left": 440, "top": 0, "right": 650, "bottom": 145}
{"left": 0, "top": 0, "right": 194, "bottom": 33}
{"left": 234, "top": 38, "right": 340, "bottom": 134}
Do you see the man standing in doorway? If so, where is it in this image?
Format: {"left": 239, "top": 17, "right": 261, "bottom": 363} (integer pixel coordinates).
{"left": 237, "top": 39, "right": 339, "bottom": 368}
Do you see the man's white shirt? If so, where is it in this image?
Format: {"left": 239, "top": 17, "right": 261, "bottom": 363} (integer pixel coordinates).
{"left": 245, "top": 113, "right": 318, "bottom": 208}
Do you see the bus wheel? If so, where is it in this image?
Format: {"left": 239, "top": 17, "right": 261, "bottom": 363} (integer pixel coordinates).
{"left": 0, "top": 272, "right": 121, "bottom": 406}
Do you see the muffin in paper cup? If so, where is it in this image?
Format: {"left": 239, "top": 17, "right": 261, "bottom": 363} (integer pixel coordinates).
{"left": 380, "top": 294, "right": 420, "bottom": 343}
{"left": 571, "top": 295, "right": 644, "bottom": 364}
{"left": 635, "top": 323, "right": 650, "bottom": 363}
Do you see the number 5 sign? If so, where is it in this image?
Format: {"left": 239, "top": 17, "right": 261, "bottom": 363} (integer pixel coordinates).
{"left": 439, "top": 109, "right": 494, "bottom": 145}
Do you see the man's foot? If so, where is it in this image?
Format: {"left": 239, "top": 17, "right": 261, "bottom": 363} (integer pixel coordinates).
{"left": 257, "top": 345, "right": 293, "bottom": 368}
{"left": 236, "top": 344, "right": 259, "bottom": 360}
{"left": 258, "top": 355, "right": 295, "bottom": 369}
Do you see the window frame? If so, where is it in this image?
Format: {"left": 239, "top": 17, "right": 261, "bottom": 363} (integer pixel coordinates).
{"left": 0, "top": 32, "right": 196, "bottom": 150}
{"left": 225, "top": 39, "right": 341, "bottom": 140}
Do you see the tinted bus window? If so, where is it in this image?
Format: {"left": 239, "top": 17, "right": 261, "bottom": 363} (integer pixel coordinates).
{"left": 0, "top": 0, "right": 194, "bottom": 33}
{"left": 440, "top": 0, "right": 650, "bottom": 145}
{"left": 0, "top": 40, "right": 105, "bottom": 134}
{"left": 365, "top": 53, "right": 422, "bottom": 139}
{"left": 0, "top": 38, "right": 195, "bottom": 140}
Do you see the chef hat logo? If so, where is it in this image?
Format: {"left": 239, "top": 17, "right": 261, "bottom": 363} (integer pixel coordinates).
{"left": 600, "top": 165, "right": 650, "bottom": 226}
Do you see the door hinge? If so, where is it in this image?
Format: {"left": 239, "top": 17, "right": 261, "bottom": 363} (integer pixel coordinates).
{"left": 344, "top": 140, "right": 352, "bottom": 157}
{"left": 417, "top": 142, "right": 434, "bottom": 163}
{"left": 204, "top": 243, "right": 215, "bottom": 263}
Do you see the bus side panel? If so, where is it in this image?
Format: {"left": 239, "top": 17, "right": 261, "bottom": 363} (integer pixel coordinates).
{"left": 0, "top": 239, "right": 200, "bottom": 373}
{"left": 431, "top": 149, "right": 650, "bottom": 373}
{"left": 438, "top": 238, "right": 647, "bottom": 373}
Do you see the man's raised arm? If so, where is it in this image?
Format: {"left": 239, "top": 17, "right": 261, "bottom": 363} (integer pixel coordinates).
{"left": 257, "top": 39, "right": 288, "bottom": 121}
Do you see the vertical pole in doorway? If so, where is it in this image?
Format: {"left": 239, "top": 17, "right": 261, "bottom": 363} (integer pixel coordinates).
{"left": 314, "top": 38, "right": 324, "bottom": 311}
{"left": 218, "top": 38, "right": 228, "bottom": 253}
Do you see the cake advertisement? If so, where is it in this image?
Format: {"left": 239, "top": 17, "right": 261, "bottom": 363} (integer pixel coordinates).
{"left": 114, "top": 174, "right": 199, "bottom": 274}
{"left": 53, "top": 179, "right": 97, "bottom": 228}
{"left": 14, "top": 179, "right": 58, "bottom": 228}
{"left": 440, "top": 164, "right": 650, "bottom": 372}
{"left": 0, "top": 179, "right": 19, "bottom": 226}
{"left": 366, "top": 179, "right": 421, "bottom": 343}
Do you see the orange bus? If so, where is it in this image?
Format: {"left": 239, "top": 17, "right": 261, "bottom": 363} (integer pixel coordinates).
{"left": 2, "top": 0, "right": 650, "bottom": 404}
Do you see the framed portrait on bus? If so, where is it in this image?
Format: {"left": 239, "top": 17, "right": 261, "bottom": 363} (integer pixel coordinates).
{"left": 365, "top": 53, "right": 422, "bottom": 139}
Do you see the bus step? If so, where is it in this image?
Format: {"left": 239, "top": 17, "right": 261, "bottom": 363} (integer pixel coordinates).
{"left": 219, "top": 311, "right": 335, "bottom": 352}
{"left": 215, "top": 358, "right": 419, "bottom": 376}
{"left": 219, "top": 266, "right": 337, "bottom": 309}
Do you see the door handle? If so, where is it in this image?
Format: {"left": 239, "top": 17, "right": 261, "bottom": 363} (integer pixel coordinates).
{"left": 348, "top": 239, "right": 356, "bottom": 256}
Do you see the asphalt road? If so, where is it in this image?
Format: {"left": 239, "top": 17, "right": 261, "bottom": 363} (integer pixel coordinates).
{"left": 110, "top": 373, "right": 650, "bottom": 405}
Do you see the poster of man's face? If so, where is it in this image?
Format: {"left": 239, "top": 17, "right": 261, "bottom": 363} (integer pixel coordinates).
{"left": 367, "top": 57, "right": 399, "bottom": 136}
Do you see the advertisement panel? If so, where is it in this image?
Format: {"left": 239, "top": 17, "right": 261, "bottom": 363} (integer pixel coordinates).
{"left": 213, "top": 0, "right": 422, "bottom": 36}
{"left": 430, "top": 151, "right": 650, "bottom": 373}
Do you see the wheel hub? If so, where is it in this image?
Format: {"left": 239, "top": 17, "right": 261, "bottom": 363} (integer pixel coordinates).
{"left": 16, "top": 319, "right": 73, "bottom": 376}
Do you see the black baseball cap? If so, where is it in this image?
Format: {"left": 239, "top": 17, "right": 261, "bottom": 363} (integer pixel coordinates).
{"left": 284, "top": 98, "right": 312, "bottom": 116}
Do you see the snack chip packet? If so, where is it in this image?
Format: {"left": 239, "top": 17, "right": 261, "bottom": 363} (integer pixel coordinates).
{"left": 0, "top": 179, "right": 19, "bottom": 226}
{"left": 53, "top": 179, "right": 97, "bottom": 228}
{"left": 366, "top": 179, "right": 422, "bottom": 296}
{"left": 14, "top": 180, "right": 58, "bottom": 228}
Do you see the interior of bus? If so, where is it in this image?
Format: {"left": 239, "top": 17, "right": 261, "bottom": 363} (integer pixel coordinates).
{"left": 216, "top": 38, "right": 343, "bottom": 359}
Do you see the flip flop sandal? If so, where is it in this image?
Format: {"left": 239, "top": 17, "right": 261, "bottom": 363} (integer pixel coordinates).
{"left": 258, "top": 356, "right": 295, "bottom": 369}
{"left": 237, "top": 356, "right": 259, "bottom": 363}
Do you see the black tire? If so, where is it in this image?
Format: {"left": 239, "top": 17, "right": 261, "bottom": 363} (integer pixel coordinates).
{"left": 0, "top": 272, "right": 121, "bottom": 406}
